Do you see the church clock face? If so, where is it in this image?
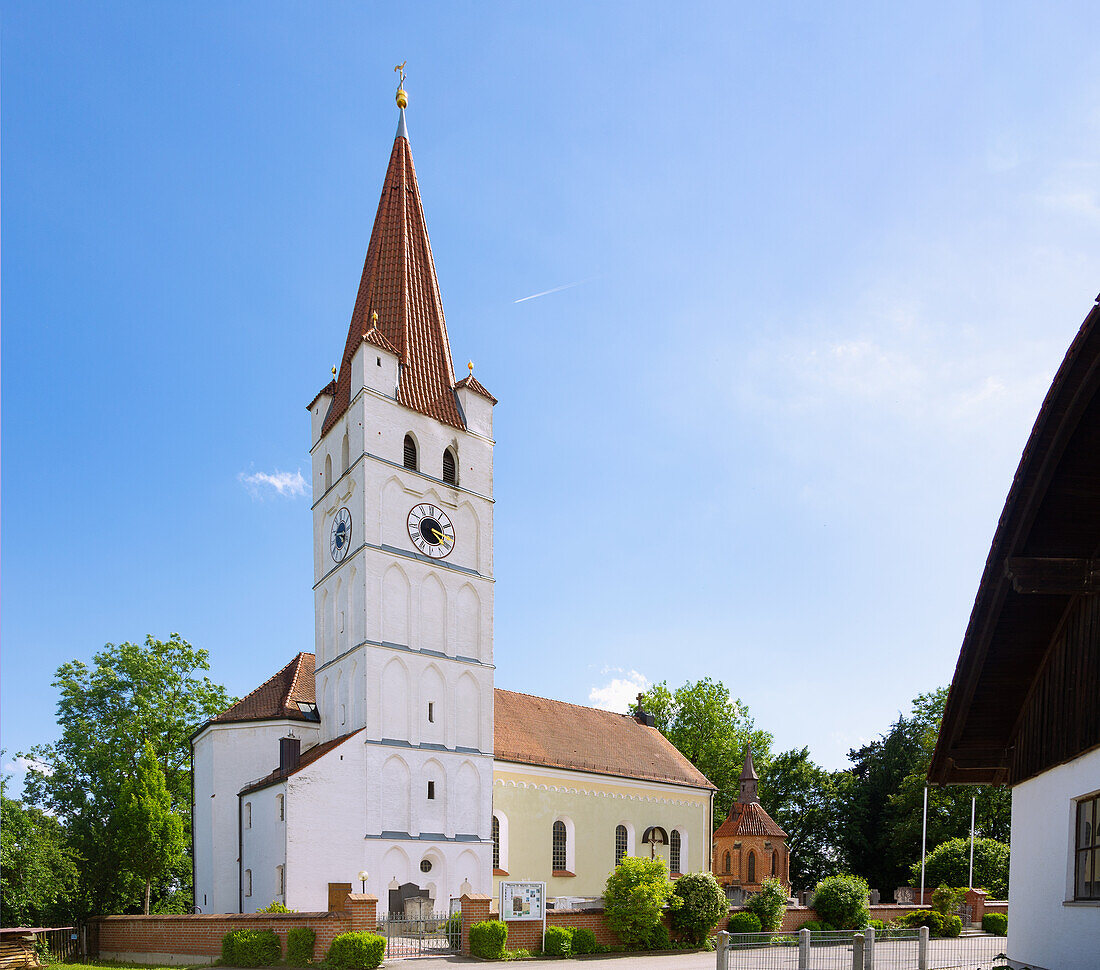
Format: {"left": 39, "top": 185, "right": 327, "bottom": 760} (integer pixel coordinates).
{"left": 330, "top": 507, "right": 352, "bottom": 563}
{"left": 407, "top": 503, "right": 455, "bottom": 559}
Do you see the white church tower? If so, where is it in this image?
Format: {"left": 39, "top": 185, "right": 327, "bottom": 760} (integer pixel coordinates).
{"left": 304, "top": 77, "right": 497, "bottom": 902}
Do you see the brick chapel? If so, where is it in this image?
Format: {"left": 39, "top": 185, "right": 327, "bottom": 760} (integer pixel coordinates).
{"left": 711, "top": 746, "right": 790, "bottom": 892}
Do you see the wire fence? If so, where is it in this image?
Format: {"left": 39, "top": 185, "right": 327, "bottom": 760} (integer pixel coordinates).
{"left": 717, "top": 928, "right": 1010, "bottom": 970}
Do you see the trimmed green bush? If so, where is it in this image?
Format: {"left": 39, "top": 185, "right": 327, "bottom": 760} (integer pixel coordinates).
{"left": 728, "top": 912, "right": 762, "bottom": 934}
{"left": 898, "top": 910, "right": 946, "bottom": 935}
{"left": 911, "top": 838, "right": 1009, "bottom": 899}
{"left": 670, "top": 871, "right": 729, "bottom": 945}
{"left": 221, "top": 929, "right": 282, "bottom": 967}
{"left": 603, "top": 856, "right": 677, "bottom": 951}
{"left": 811, "top": 874, "right": 870, "bottom": 930}
{"left": 571, "top": 928, "right": 598, "bottom": 954}
{"left": 469, "top": 920, "right": 508, "bottom": 960}
{"left": 982, "top": 913, "right": 1007, "bottom": 936}
{"left": 543, "top": 926, "right": 573, "bottom": 957}
{"left": 287, "top": 926, "right": 315, "bottom": 966}
{"left": 324, "top": 931, "right": 385, "bottom": 970}
{"left": 931, "top": 885, "right": 968, "bottom": 915}
{"left": 940, "top": 914, "right": 962, "bottom": 938}
{"left": 744, "top": 878, "right": 788, "bottom": 932}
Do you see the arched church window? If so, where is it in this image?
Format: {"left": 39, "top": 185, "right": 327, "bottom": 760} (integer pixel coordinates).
{"left": 403, "top": 434, "right": 418, "bottom": 470}
{"left": 747, "top": 851, "right": 756, "bottom": 883}
{"left": 341, "top": 432, "right": 349, "bottom": 473}
{"left": 324, "top": 454, "right": 332, "bottom": 491}
{"left": 670, "top": 830, "right": 681, "bottom": 874}
{"left": 492, "top": 815, "right": 500, "bottom": 870}
{"left": 443, "top": 448, "right": 457, "bottom": 485}
{"left": 552, "top": 820, "right": 567, "bottom": 871}
{"left": 614, "top": 824, "right": 628, "bottom": 866}
{"left": 724, "top": 851, "right": 731, "bottom": 874}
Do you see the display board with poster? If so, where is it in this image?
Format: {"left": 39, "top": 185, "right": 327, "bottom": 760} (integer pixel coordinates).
{"left": 500, "top": 881, "right": 546, "bottom": 920}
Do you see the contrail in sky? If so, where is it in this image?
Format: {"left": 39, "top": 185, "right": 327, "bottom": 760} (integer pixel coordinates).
{"left": 513, "top": 279, "right": 588, "bottom": 303}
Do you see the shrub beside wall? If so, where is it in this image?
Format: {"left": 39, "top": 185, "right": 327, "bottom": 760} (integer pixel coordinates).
{"left": 543, "top": 926, "right": 573, "bottom": 957}
{"left": 286, "top": 926, "right": 316, "bottom": 966}
{"left": 324, "top": 931, "right": 384, "bottom": 970}
{"left": 982, "top": 913, "right": 1007, "bottom": 936}
{"left": 811, "top": 875, "right": 870, "bottom": 929}
{"left": 728, "top": 912, "right": 762, "bottom": 934}
{"left": 469, "top": 920, "right": 508, "bottom": 960}
{"left": 221, "top": 929, "right": 282, "bottom": 967}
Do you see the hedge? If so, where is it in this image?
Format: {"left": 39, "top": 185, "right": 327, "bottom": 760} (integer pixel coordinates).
{"left": 543, "top": 925, "right": 573, "bottom": 957}
{"left": 324, "top": 931, "right": 385, "bottom": 970}
{"left": 728, "top": 912, "right": 762, "bottom": 934}
{"left": 469, "top": 920, "right": 508, "bottom": 960}
{"left": 287, "top": 926, "right": 315, "bottom": 967}
{"left": 571, "top": 928, "right": 598, "bottom": 954}
{"left": 982, "top": 913, "right": 1007, "bottom": 936}
{"left": 221, "top": 929, "right": 281, "bottom": 967}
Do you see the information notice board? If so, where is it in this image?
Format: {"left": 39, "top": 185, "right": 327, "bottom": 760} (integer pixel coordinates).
{"left": 500, "top": 881, "right": 545, "bottom": 920}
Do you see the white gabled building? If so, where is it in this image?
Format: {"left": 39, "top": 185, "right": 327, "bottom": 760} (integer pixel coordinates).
{"left": 192, "top": 83, "right": 716, "bottom": 916}
{"left": 928, "top": 296, "right": 1100, "bottom": 970}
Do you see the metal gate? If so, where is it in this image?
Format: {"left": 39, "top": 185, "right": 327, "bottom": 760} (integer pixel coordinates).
{"left": 379, "top": 911, "right": 461, "bottom": 958}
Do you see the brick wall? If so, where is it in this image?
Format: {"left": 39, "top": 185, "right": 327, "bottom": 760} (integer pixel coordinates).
{"left": 93, "top": 895, "right": 377, "bottom": 964}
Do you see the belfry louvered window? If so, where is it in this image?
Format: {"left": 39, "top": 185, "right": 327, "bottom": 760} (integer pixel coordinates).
{"left": 443, "top": 448, "right": 457, "bottom": 485}
{"left": 492, "top": 816, "right": 500, "bottom": 869}
{"left": 552, "top": 821, "right": 567, "bottom": 871}
{"left": 403, "top": 434, "right": 418, "bottom": 470}
{"left": 669, "top": 830, "right": 681, "bottom": 873}
{"left": 614, "top": 825, "right": 628, "bottom": 866}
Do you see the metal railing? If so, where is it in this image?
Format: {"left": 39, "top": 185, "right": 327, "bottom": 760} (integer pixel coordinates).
{"left": 716, "top": 927, "right": 1010, "bottom": 970}
{"left": 378, "top": 911, "right": 461, "bottom": 958}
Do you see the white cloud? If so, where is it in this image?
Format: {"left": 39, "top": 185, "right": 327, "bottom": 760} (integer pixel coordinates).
{"left": 588, "top": 669, "right": 650, "bottom": 713}
{"left": 238, "top": 468, "right": 308, "bottom": 499}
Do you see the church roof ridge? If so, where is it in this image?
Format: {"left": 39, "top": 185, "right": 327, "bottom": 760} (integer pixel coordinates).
{"left": 713, "top": 800, "right": 787, "bottom": 840}
{"left": 238, "top": 728, "right": 365, "bottom": 796}
{"left": 455, "top": 373, "right": 497, "bottom": 404}
{"left": 321, "top": 97, "right": 464, "bottom": 437}
{"left": 210, "top": 652, "right": 316, "bottom": 725}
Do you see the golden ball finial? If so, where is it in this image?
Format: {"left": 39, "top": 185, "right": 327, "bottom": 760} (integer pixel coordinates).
{"left": 396, "top": 87, "right": 408, "bottom": 109}
{"left": 371, "top": 310, "right": 378, "bottom": 326}
{"left": 331, "top": 365, "right": 337, "bottom": 378}
{"left": 467, "top": 361, "right": 474, "bottom": 374}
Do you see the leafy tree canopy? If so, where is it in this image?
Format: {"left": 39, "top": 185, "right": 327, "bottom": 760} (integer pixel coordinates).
{"left": 634, "top": 678, "right": 772, "bottom": 823}
{"left": 913, "top": 838, "right": 1009, "bottom": 900}
{"left": 20, "top": 634, "right": 233, "bottom": 917}
{"left": 0, "top": 769, "right": 80, "bottom": 926}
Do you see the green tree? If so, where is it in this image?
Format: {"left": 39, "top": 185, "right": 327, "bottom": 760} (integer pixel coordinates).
{"left": 743, "top": 878, "right": 788, "bottom": 932}
{"left": 670, "top": 871, "right": 728, "bottom": 945}
{"left": 912, "top": 838, "right": 1009, "bottom": 899}
{"left": 603, "top": 857, "right": 677, "bottom": 950}
{"left": 811, "top": 874, "right": 870, "bottom": 929}
{"left": 759, "top": 748, "right": 845, "bottom": 889}
{"left": 0, "top": 769, "right": 80, "bottom": 925}
{"left": 116, "top": 741, "right": 186, "bottom": 914}
{"left": 20, "top": 634, "right": 233, "bottom": 916}
{"left": 634, "top": 679, "right": 772, "bottom": 824}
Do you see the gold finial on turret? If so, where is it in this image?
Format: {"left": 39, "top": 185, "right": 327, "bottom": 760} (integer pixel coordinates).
{"left": 394, "top": 62, "right": 408, "bottom": 109}
{"left": 371, "top": 310, "right": 379, "bottom": 326}
{"left": 467, "top": 361, "right": 474, "bottom": 375}
{"left": 331, "top": 365, "right": 337, "bottom": 379}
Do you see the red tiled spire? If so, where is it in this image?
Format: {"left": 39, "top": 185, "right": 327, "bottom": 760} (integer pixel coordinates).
{"left": 321, "top": 110, "right": 463, "bottom": 435}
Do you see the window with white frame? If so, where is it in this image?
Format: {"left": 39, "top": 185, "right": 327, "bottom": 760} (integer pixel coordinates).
{"left": 276, "top": 794, "right": 284, "bottom": 821}
{"left": 553, "top": 820, "right": 568, "bottom": 871}
{"left": 244, "top": 869, "right": 252, "bottom": 897}
{"left": 669, "top": 829, "right": 682, "bottom": 874}
{"left": 493, "top": 810, "right": 509, "bottom": 873}
{"left": 492, "top": 815, "right": 500, "bottom": 869}
{"left": 1075, "top": 792, "right": 1100, "bottom": 900}
{"left": 614, "top": 824, "right": 628, "bottom": 866}
{"left": 245, "top": 802, "right": 252, "bottom": 828}
{"left": 276, "top": 865, "right": 285, "bottom": 895}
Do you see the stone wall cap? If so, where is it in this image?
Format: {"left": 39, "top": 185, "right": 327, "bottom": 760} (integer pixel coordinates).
{"left": 460, "top": 893, "right": 493, "bottom": 901}
{"left": 345, "top": 893, "right": 379, "bottom": 902}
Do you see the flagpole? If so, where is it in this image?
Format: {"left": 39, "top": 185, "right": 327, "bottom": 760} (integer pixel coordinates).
{"left": 969, "top": 796, "right": 976, "bottom": 888}
{"left": 921, "top": 786, "right": 929, "bottom": 903}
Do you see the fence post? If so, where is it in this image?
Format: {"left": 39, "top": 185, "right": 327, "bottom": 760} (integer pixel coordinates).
{"left": 715, "top": 930, "right": 729, "bottom": 970}
{"left": 798, "top": 928, "right": 810, "bottom": 970}
{"left": 865, "top": 924, "right": 874, "bottom": 970}
{"left": 852, "top": 933, "right": 864, "bottom": 970}
{"left": 918, "top": 925, "right": 929, "bottom": 970}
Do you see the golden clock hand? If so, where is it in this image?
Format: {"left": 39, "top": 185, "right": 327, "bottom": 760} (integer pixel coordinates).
{"left": 431, "top": 528, "right": 452, "bottom": 544}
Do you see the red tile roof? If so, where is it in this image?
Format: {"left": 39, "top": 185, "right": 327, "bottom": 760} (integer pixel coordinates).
{"left": 494, "top": 689, "right": 715, "bottom": 790}
{"left": 321, "top": 125, "right": 464, "bottom": 436}
{"left": 361, "top": 326, "right": 400, "bottom": 357}
{"left": 209, "top": 656, "right": 713, "bottom": 791}
{"left": 211, "top": 653, "right": 317, "bottom": 725}
{"left": 713, "top": 801, "right": 787, "bottom": 839}
{"left": 239, "top": 729, "right": 363, "bottom": 796}
{"left": 456, "top": 374, "right": 497, "bottom": 405}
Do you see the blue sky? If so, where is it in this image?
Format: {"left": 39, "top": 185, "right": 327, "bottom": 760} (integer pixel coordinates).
{"left": 4, "top": 2, "right": 1099, "bottom": 784}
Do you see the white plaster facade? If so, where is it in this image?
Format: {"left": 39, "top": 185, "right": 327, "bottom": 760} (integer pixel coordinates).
{"left": 1006, "top": 746, "right": 1100, "bottom": 970}
{"left": 193, "top": 719, "right": 319, "bottom": 914}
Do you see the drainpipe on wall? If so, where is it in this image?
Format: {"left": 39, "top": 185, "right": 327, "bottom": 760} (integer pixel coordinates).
{"left": 708, "top": 789, "right": 715, "bottom": 874}
{"left": 190, "top": 743, "right": 197, "bottom": 913}
{"left": 238, "top": 795, "right": 244, "bottom": 914}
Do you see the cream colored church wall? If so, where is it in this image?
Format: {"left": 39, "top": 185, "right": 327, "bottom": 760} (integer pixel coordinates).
{"left": 492, "top": 762, "right": 712, "bottom": 900}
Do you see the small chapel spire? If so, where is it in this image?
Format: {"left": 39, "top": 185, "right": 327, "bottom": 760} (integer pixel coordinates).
{"left": 739, "top": 744, "right": 759, "bottom": 804}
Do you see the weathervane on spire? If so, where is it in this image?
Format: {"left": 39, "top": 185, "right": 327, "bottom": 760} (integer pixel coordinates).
{"left": 394, "top": 62, "right": 408, "bottom": 109}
